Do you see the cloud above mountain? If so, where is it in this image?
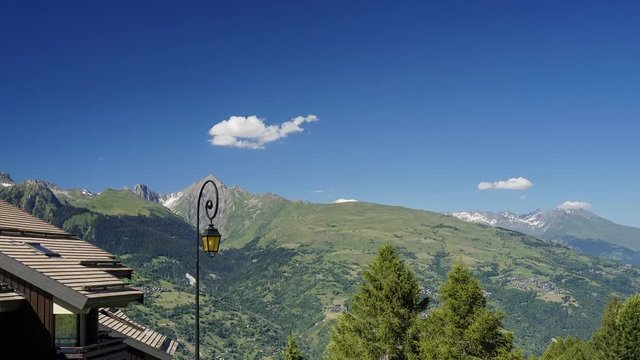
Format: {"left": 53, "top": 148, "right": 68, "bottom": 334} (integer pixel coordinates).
{"left": 334, "top": 198, "right": 357, "bottom": 203}
{"left": 208, "top": 115, "right": 318, "bottom": 149}
{"left": 478, "top": 177, "right": 533, "bottom": 190}
{"left": 558, "top": 201, "right": 591, "bottom": 210}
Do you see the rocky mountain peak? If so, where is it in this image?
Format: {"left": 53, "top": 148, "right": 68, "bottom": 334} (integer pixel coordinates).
{"left": 0, "top": 178, "right": 62, "bottom": 221}
{"left": 131, "top": 184, "right": 161, "bottom": 203}
{"left": 198, "top": 175, "right": 226, "bottom": 189}
{"left": 0, "top": 172, "right": 15, "bottom": 187}
{"left": 525, "top": 208, "right": 544, "bottom": 216}
{"left": 24, "top": 179, "right": 52, "bottom": 188}
{"left": 551, "top": 207, "right": 596, "bottom": 219}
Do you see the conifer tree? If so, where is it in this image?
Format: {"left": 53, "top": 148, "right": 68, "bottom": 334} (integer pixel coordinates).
{"left": 283, "top": 336, "right": 304, "bottom": 360}
{"left": 617, "top": 294, "right": 640, "bottom": 360}
{"left": 542, "top": 294, "right": 640, "bottom": 360}
{"left": 414, "top": 261, "right": 520, "bottom": 359}
{"left": 540, "top": 337, "right": 596, "bottom": 360}
{"left": 591, "top": 297, "right": 622, "bottom": 359}
{"left": 327, "top": 244, "right": 428, "bottom": 360}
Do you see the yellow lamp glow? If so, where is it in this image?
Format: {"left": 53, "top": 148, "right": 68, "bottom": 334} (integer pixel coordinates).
{"left": 201, "top": 225, "right": 221, "bottom": 254}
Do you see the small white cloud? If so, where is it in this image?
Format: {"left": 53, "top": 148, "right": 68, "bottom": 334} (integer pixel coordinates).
{"left": 334, "top": 198, "right": 357, "bottom": 204}
{"left": 519, "top": 195, "right": 527, "bottom": 199}
{"left": 478, "top": 177, "right": 533, "bottom": 191}
{"left": 208, "top": 114, "right": 318, "bottom": 149}
{"left": 558, "top": 201, "right": 591, "bottom": 210}
{"left": 313, "top": 190, "right": 323, "bottom": 193}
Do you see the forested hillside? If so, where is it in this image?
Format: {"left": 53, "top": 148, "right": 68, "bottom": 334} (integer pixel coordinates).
{"left": 2, "top": 177, "right": 639, "bottom": 358}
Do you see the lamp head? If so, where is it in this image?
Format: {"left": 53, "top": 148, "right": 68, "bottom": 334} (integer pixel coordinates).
{"left": 201, "top": 224, "right": 221, "bottom": 254}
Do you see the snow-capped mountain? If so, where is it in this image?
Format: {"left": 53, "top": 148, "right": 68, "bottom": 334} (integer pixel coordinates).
{"left": 451, "top": 209, "right": 547, "bottom": 230}
{"left": 450, "top": 208, "right": 640, "bottom": 264}
{"left": 160, "top": 191, "right": 183, "bottom": 208}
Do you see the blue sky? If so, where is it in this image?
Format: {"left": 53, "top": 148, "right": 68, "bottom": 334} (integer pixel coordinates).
{"left": 1, "top": 1, "right": 639, "bottom": 226}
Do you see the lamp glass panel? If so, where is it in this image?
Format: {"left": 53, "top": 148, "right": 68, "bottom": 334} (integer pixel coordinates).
{"left": 210, "top": 236, "right": 220, "bottom": 252}
{"left": 201, "top": 235, "right": 210, "bottom": 252}
{"left": 202, "top": 234, "right": 221, "bottom": 253}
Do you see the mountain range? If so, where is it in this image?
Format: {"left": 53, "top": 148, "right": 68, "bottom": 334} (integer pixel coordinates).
{"left": 450, "top": 209, "right": 640, "bottom": 264}
{"left": 1, "top": 171, "right": 640, "bottom": 358}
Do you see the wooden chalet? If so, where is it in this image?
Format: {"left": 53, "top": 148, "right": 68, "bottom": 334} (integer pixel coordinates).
{"left": 0, "top": 199, "right": 177, "bottom": 360}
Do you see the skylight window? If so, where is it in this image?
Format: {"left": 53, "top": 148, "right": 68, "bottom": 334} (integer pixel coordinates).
{"left": 27, "top": 243, "right": 61, "bottom": 258}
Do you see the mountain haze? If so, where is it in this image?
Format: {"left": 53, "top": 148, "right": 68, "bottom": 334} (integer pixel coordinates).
{"left": 451, "top": 209, "right": 640, "bottom": 264}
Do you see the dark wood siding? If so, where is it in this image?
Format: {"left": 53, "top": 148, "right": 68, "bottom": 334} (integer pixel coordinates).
{"left": 0, "top": 269, "right": 54, "bottom": 339}
{"left": 0, "top": 269, "right": 56, "bottom": 359}
{"left": 86, "top": 308, "right": 99, "bottom": 344}
{"left": 126, "top": 346, "right": 148, "bottom": 360}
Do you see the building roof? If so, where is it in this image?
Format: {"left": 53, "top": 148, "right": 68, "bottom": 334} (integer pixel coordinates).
{"left": 0, "top": 281, "right": 25, "bottom": 312}
{"left": 0, "top": 199, "right": 69, "bottom": 237}
{"left": 99, "top": 308, "right": 178, "bottom": 360}
{"left": 0, "top": 199, "right": 142, "bottom": 311}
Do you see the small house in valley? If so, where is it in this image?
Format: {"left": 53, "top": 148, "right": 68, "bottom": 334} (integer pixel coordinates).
{"left": 0, "top": 199, "right": 177, "bottom": 359}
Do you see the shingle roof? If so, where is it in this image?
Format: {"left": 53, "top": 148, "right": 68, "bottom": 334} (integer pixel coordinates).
{"left": 0, "top": 199, "right": 69, "bottom": 236}
{"left": 99, "top": 308, "right": 178, "bottom": 360}
{"left": 0, "top": 199, "right": 142, "bottom": 311}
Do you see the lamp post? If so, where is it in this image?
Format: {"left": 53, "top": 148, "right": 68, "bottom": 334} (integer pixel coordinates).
{"left": 195, "top": 179, "right": 222, "bottom": 360}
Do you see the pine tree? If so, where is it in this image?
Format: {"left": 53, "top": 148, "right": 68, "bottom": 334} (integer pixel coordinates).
{"left": 591, "top": 296, "right": 622, "bottom": 359}
{"left": 327, "top": 244, "right": 428, "bottom": 360}
{"left": 617, "top": 294, "right": 640, "bottom": 360}
{"left": 540, "top": 337, "right": 596, "bottom": 360}
{"left": 283, "top": 336, "right": 304, "bottom": 360}
{"left": 414, "top": 261, "right": 520, "bottom": 359}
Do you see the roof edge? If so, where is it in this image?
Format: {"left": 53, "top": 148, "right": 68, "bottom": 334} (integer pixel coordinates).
{"left": 123, "top": 337, "right": 175, "bottom": 360}
{"left": 0, "top": 252, "right": 87, "bottom": 310}
{"left": 98, "top": 323, "right": 175, "bottom": 360}
{"left": 84, "top": 292, "right": 144, "bottom": 310}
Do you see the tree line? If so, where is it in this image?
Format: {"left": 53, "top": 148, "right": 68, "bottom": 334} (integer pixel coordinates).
{"left": 282, "top": 244, "right": 640, "bottom": 359}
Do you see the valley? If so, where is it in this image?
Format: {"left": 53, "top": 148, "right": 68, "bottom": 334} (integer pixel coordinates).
{"left": 1, "top": 172, "right": 639, "bottom": 358}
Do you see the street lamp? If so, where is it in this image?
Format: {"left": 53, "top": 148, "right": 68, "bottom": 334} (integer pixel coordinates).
{"left": 195, "top": 179, "right": 222, "bottom": 360}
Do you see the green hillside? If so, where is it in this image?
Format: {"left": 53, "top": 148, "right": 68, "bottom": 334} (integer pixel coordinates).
{"left": 167, "top": 199, "right": 640, "bottom": 357}
{"left": 76, "top": 189, "right": 176, "bottom": 218}
{"left": 3, "top": 180, "right": 640, "bottom": 358}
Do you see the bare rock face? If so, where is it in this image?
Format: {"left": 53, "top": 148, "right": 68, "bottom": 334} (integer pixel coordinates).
{"left": 0, "top": 178, "right": 62, "bottom": 221}
{"left": 159, "top": 175, "right": 288, "bottom": 236}
{"left": 132, "top": 184, "right": 161, "bottom": 203}
{"left": 160, "top": 175, "right": 228, "bottom": 230}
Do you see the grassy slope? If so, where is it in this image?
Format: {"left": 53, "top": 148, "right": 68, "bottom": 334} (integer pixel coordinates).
{"left": 99, "top": 198, "right": 640, "bottom": 357}
{"left": 75, "top": 189, "right": 176, "bottom": 218}
{"left": 216, "top": 201, "right": 640, "bottom": 355}
{"left": 11, "top": 187, "right": 638, "bottom": 358}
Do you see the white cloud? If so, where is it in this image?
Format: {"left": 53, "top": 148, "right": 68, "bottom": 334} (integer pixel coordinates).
{"left": 558, "top": 201, "right": 591, "bottom": 210}
{"left": 208, "top": 114, "right": 318, "bottom": 149}
{"left": 334, "top": 198, "right": 357, "bottom": 203}
{"left": 519, "top": 195, "right": 527, "bottom": 199}
{"left": 478, "top": 177, "right": 533, "bottom": 191}
{"left": 313, "top": 190, "right": 323, "bottom": 193}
